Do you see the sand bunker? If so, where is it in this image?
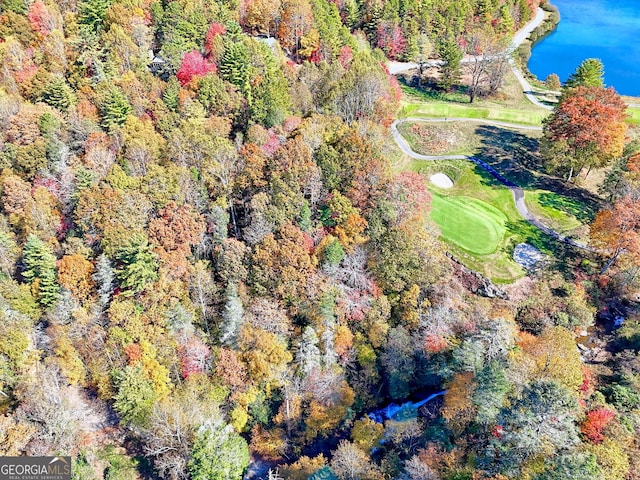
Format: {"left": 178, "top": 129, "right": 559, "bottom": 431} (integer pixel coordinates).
{"left": 430, "top": 173, "right": 454, "bottom": 189}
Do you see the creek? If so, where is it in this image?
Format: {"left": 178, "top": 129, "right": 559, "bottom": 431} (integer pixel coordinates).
{"left": 367, "top": 390, "right": 446, "bottom": 424}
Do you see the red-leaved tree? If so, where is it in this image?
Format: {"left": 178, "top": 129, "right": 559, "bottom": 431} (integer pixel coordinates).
{"left": 581, "top": 407, "right": 616, "bottom": 444}
{"left": 205, "top": 22, "right": 226, "bottom": 59}
{"left": 376, "top": 21, "right": 406, "bottom": 60}
{"left": 176, "top": 51, "right": 217, "bottom": 86}
{"left": 178, "top": 336, "right": 211, "bottom": 379}
{"left": 28, "top": 1, "right": 54, "bottom": 36}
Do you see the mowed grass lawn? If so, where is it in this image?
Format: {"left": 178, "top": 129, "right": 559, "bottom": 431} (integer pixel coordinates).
{"left": 422, "top": 162, "right": 530, "bottom": 282}
{"left": 393, "top": 75, "right": 601, "bottom": 282}
{"left": 524, "top": 190, "right": 591, "bottom": 235}
{"left": 417, "top": 160, "right": 588, "bottom": 283}
{"left": 430, "top": 195, "right": 507, "bottom": 255}
{"left": 400, "top": 101, "right": 548, "bottom": 126}
{"left": 397, "top": 69, "right": 551, "bottom": 126}
{"left": 627, "top": 107, "right": 640, "bottom": 125}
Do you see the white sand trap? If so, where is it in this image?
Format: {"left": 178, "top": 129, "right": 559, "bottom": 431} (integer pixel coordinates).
{"left": 430, "top": 173, "right": 454, "bottom": 189}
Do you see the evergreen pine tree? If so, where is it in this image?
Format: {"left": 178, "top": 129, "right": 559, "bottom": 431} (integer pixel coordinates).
{"left": 437, "top": 38, "right": 463, "bottom": 91}
{"left": 188, "top": 419, "right": 249, "bottom": 480}
{"left": 78, "top": 0, "right": 113, "bottom": 34}
{"left": 100, "top": 87, "right": 132, "bottom": 131}
{"left": 115, "top": 235, "right": 158, "bottom": 295}
{"left": 565, "top": 58, "right": 605, "bottom": 89}
{"left": 162, "top": 77, "right": 180, "bottom": 112}
{"left": 41, "top": 77, "right": 76, "bottom": 112}
{"left": 112, "top": 365, "right": 156, "bottom": 426}
{"left": 22, "top": 234, "right": 59, "bottom": 308}
{"left": 219, "top": 41, "right": 251, "bottom": 101}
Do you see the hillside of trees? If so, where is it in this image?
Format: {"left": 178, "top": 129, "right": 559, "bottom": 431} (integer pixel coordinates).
{"left": 2, "top": 0, "right": 640, "bottom": 479}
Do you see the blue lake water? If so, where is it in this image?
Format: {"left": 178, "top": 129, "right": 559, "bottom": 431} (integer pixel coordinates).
{"left": 528, "top": 0, "right": 640, "bottom": 96}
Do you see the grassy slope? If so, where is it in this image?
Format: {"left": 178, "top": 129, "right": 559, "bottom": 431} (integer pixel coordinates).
{"left": 398, "top": 68, "right": 550, "bottom": 126}
{"left": 430, "top": 194, "right": 507, "bottom": 255}
{"left": 398, "top": 121, "right": 541, "bottom": 158}
{"left": 393, "top": 73, "right": 602, "bottom": 282}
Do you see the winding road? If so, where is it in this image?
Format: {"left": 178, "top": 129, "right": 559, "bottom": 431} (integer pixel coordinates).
{"left": 388, "top": 8, "right": 554, "bottom": 111}
{"left": 391, "top": 117, "right": 589, "bottom": 250}
{"left": 388, "top": 9, "right": 593, "bottom": 250}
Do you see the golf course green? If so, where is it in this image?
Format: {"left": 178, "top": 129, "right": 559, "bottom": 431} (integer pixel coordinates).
{"left": 430, "top": 194, "right": 507, "bottom": 255}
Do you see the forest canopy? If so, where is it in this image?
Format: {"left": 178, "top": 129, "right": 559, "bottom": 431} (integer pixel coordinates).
{"left": 3, "top": 0, "right": 638, "bottom": 479}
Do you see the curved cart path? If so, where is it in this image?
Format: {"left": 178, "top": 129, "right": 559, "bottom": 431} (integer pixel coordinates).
{"left": 392, "top": 117, "right": 589, "bottom": 250}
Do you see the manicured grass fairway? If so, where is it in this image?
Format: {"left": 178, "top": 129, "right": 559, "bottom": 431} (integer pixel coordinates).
{"left": 627, "top": 107, "right": 640, "bottom": 125}
{"left": 524, "top": 190, "right": 585, "bottom": 233}
{"left": 400, "top": 102, "right": 548, "bottom": 126}
{"left": 430, "top": 195, "right": 507, "bottom": 255}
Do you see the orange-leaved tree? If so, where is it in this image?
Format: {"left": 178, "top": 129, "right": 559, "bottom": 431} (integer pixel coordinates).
{"left": 541, "top": 86, "right": 627, "bottom": 182}
{"left": 591, "top": 195, "right": 640, "bottom": 273}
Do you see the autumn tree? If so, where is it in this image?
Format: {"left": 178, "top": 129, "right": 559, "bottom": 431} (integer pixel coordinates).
{"left": 466, "top": 29, "right": 510, "bottom": 103}
{"left": 278, "top": 0, "right": 314, "bottom": 59}
{"left": 250, "top": 223, "right": 315, "bottom": 304}
{"left": 483, "top": 380, "right": 580, "bottom": 476}
{"left": 149, "top": 201, "right": 205, "bottom": 277}
{"left": 330, "top": 440, "right": 379, "bottom": 480}
{"left": 581, "top": 408, "right": 616, "bottom": 444}
{"left": 239, "top": 326, "right": 292, "bottom": 387}
{"left": 376, "top": 21, "right": 406, "bottom": 60}
{"left": 93, "top": 253, "right": 114, "bottom": 310}
{"left": 541, "top": 86, "right": 627, "bottom": 182}
{"left": 176, "top": 50, "right": 217, "bottom": 86}
{"left": 590, "top": 195, "right": 640, "bottom": 273}
{"left": 381, "top": 326, "right": 416, "bottom": 399}
{"left": 57, "top": 254, "right": 95, "bottom": 302}
{"left": 546, "top": 73, "right": 561, "bottom": 90}
{"left": 518, "top": 326, "right": 584, "bottom": 390}
{"left": 442, "top": 372, "right": 477, "bottom": 435}
{"left": 369, "top": 217, "right": 449, "bottom": 295}
{"left": 244, "top": 0, "right": 281, "bottom": 36}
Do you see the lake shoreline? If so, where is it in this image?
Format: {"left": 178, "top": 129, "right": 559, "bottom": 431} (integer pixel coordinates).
{"left": 528, "top": 0, "right": 640, "bottom": 98}
{"left": 517, "top": 2, "right": 561, "bottom": 82}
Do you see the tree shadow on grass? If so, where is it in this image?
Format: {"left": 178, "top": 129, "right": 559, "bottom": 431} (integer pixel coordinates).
{"left": 473, "top": 125, "right": 603, "bottom": 218}
{"left": 537, "top": 192, "right": 598, "bottom": 224}
{"left": 504, "top": 219, "right": 589, "bottom": 280}
{"left": 474, "top": 125, "right": 541, "bottom": 188}
{"left": 398, "top": 75, "right": 470, "bottom": 103}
